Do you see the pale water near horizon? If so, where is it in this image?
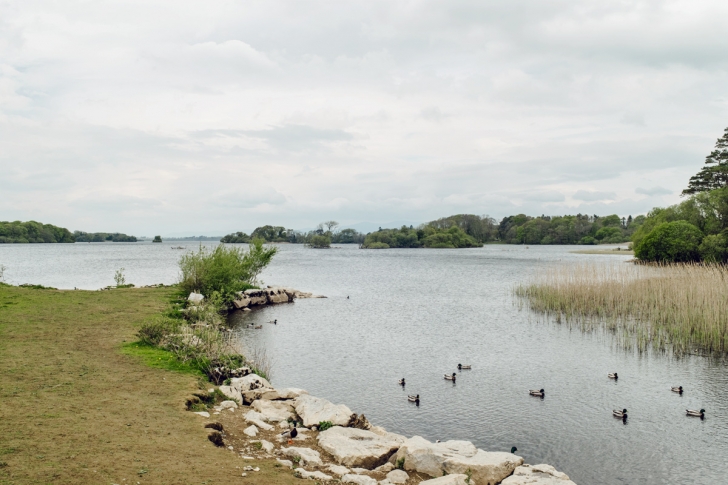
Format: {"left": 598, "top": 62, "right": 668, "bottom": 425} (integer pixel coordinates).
{"left": 1, "top": 242, "right": 725, "bottom": 484}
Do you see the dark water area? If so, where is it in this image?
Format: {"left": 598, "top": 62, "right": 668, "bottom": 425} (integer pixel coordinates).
{"left": 1, "top": 242, "right": 726, "bottom": 484}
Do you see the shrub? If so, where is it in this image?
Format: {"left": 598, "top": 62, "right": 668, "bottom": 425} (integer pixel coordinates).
{"left": 364, "top": 242, "right": 390, "bottom": 249}
{"left": 308, "top": 235, "right": 331, "bottom": 248}
{"left": 137, "top": 317, "right": 180, "bottom": 346}
{"left": 318, "top": 421, "right": 334, "bottom": 432}
{"left": 178, "top": 240, "right": 277, "bottom": 305}
{"left": 579, "top": 236, "right": 597, "bottom": 245}
{"left": 699, "top": 233, "right": 728, "bottom": 263}
{"left": 634, "top": 221, "right": 703, "bottom": 262}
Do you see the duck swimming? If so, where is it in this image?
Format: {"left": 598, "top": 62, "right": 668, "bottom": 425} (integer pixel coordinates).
{"left": 444, "top": 373, "right": 456, "bottom": 381}
{"left": 510, "top": 447, "right": 518, "bottom": 454}
{"left": 613, "top": 409, "right": 628, "bottom": 419}
{"left": 608, "top": 373, "right": 618, "bottom": 380}
{"left": 671, "top": 386, "right": 683, "bottom": 394}
{"left": 408, "top": 394, "right": 420, "bottom": 405}
{"left": 399, "top": 378, "right": 406, "bottom": 386}
{"left": 529, "top": 388, "right": 545, "bottom": 397}
{"left": 458, "top": 364, "right": 471, "bottom": 370}
{"left": 686, "top": 409, "right": 705, "bottom": 418}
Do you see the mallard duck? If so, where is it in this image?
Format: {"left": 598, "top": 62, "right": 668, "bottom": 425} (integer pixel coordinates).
{"left": 408, "top": 394, "right": 420, "bottom": 405}
{"left": 671, "top": 386, "right": 683, "bottom": 394}
{"left": 613, "top": 408, "right": 628, "bottom": 419}
{"left": 510, "top": 446, "right": 518, "bottom": 454}
{"left": 529, "top": 388, "right": 545, "bottom": 397}
{"left": 280, "top": 426, "right": 298, "bottom": 444}
{"left": 458, "top": 364, "right": 471, "bottom": 370}
{"left": 399, "top": 378, "right": 406, "bottom": 386}
{"left": 444, "top": 373, "right": 456, "bottom": 381}
{"left": 686, "top": 408, "right": 705, "bottom": 418}
{"left": 608, "top": 373, "right": 618, "bottom": 379}
{"left": 254, "top": 325, "right": 262, "bottom": 329}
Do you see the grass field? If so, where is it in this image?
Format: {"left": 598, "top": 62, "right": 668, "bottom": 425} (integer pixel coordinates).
{"left": 0, "top": 284, "right": 297, "bottom": 485}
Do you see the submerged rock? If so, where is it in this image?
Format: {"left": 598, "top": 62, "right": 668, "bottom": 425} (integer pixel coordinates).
{"left": 318, "top": 426, "right": 405, "bottom": 469}
{"left": 294, "top": 395, "right": 353, "bottom": 427}
{"left": 501, "top": 464, "right": 576, "bottom": 485}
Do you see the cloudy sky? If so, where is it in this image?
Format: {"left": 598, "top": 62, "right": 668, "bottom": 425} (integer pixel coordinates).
{"left": 1, "top": 1, "right": 727, "bottom": 235}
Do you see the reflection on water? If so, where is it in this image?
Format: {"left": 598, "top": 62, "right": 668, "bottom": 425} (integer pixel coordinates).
{"left": 1, "top": 242, "right": 725, "bottom": 484}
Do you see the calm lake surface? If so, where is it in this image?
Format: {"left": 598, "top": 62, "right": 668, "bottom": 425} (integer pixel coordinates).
{"left": 1, "top": 242, "right": 726, "bottom": 484}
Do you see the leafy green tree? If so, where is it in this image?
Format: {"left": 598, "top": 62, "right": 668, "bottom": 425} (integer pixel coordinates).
{"left": 307, "top": 235, "right": 331, "bottom": 248}
{"left": 699, "top": 232, "right": 728, "bottom": 263}
{"left": 633, "top": 221, "right": 703, "bottom": 262}
{"left": 683, "top": 127, "right": 728, "bottom": 195}
{"left": 220, "top": 232, "right": 250, "bottom": 243}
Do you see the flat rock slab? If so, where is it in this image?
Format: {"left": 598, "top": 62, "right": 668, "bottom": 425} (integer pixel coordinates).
{"left": 295, "top": 395, "right": 353, "bottom": 427}
{"left": 318, "top": 426, "right": 404, "bottom": 469}
{"left": 243, "top": 410, "right": 274, "bottom": 431}
{"left": 295, "top": 468, "right": 333, "bottom": 481}
{"left": 260, "top": 387, "right": 308, "bottom": 400}
{"left": 419, "top": 475, "right": 471, "bottom": 485}
{"left": 327, "top": 465, "right": 351, "bottom": 477}
{"left": 218, "top": 385, "right": 242, "bottom": 402}
{"left": 252, "top": 399, "right": 294, "bottom": 422}
{"left": 193, "top": 411, "right": 210, "bottom": 418}
{"left": 243, "top": 425, "right": 258, "bottom": 437}
{"left": 386, "top": 469, "right": 409, "bottom": 484}
{"left": 280, "top": 446, "right": 323, "bottom": 466}
{"left": 276, "top": 459, "right": 294, "bottom": 468}
{"left": 341, "top": 474, "right": 378, "bottom": 485}
{"left": 501, "top": 464, "right": 577, "bottom": 485}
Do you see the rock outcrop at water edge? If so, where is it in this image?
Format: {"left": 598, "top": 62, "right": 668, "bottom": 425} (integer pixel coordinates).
{"left": 501, "top": 464, "right": 577, "bottom": 485}
{"left": 317, "top": 426, "right": 406, "bottom": 468}
{"left": 294, "top": 394, "right": 353, "bottom": 427}
{"left": 231, "top": 286, "right": 326, "bottom": 309}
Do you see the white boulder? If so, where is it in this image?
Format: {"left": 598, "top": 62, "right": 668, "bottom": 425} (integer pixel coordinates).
{"left": 294, "top": 395, "right": 353, "bottom": 427}
{"left": 254, "top": 439, "right": 275, "bottom": 453}
{"left": 218, "top": 385, "right": 242, "bottom": 402}
{"left": 318, "top": 426, "right": 405, "bottom": 469}
{"left": 341, "top": 474, "right": 378, "bottom": 485}
{"left": 375, "top": 463, "right": 394, "bottom": 473}
{"left": 443, "top": 450, "right": 522, "bottom": 485}
{"left": 230, "top": 374, "right": 271, "bottom": 393}
{"left": 260, "top": 387, "right": 309, "bottom": 400}
{"left": 277, "top": 459, "right": 294, "bottom": 468}
{"left": 243, "top": 410, "right": 274, "bottom": 431}
{"left": 419, "top": 475, "right": 471, "bottom": 485}
{"left": 327, "top": 465, "right": 351, "bottom": 477}
{"left": 394, "top": 436, "right": 477, "bottom": 477}
{"left": 219, "top": 400, "right": 238, "bottom": 410}
{"left": 192, "top": 411, "right": 210, "bottom": 418}
{"left": 243, "top": 425, "right": 258, "bottom": 437}
{"left": 188, "top": 292, "right": 204, "bottom": 304}
{"left": 295, "top": 468, "right": 334, "bottom": 481}
{"left": 252, "top": 399, "right": 294, "bottom": 422}
{"left": 501, "top": 464, "right": 576, "bottom": 485}
{"left": 280, "top": 446, "right": 323, "bottom": 466}
{"left": 386, "top": 470, "right": 408, "bottom": 484}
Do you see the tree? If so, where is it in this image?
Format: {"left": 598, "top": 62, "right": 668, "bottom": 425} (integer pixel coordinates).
{"left": 633, "top": 221, "right": 703, "bottom": 262}
{"left": 323, "top": 221, "right": 339, "bottom": 233}
{"left": 683, "top": 127, "right": 728, "bottom": 195}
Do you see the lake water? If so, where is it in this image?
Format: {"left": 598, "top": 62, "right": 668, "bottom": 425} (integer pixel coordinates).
{"left": 1, "top": 242, "right": 725, "bottom": 484}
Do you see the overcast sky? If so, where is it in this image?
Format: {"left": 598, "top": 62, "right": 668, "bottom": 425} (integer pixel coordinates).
{"left": 2, "top": 1, "right": 727, "bottom": 235}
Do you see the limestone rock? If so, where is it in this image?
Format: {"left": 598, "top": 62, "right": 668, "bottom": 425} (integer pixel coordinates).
{"left": 219, "top": 400, "right": 238, "bottom": 410}
{"left": 318, "top": 426, "right": 404, "bottom": 469}
{"left": 230, "top": 374, "right": 271, "bottom": 393}
{"left": 386, "top": 470, "right": 408, "bottom": 484}
{"left": 280, "top": 447, "right": 323, "bottom": 467}
{"left": 243, "top": 410, "right": 274, "bottom": 431}
{"left": 218, "top": 385, "right": 242, "bottom": 402}
{"left": 193, "top": 411, "right": 210, "bottom": 418}
{"left": 419, "top": 475, "right": 471, "bottom": 485}
{"left": 233, "top": 297, "right": 251, "bottom": 309}
{"left": 243, "top": 425, "right": 258, "bottom": 437}
{"left": 501, "top": 464, "right": 576, "bottom": 485}
{"left": 277, "top": 458, "right": 294, "bottom": 468}
{"left": 188, "top": 292, "right": 204, "bottom": 304}
{"left": 252, "top": 399, "right": 294, "bottom": 422}
{"left": 341, "top": 474, "right": 378, "bottom": 485}
{"left": 260, "top": 387, "right": 309, "bottom": 400}
{"left": 375, "top": 463, "right": 394, "bottom": 473}
{"left": 295, "top": 468, "right": 334, "bottom": 481}
{"left": 327, "top": 465, "right": 351, "bottom": 477}
{"left": 294, "top": 395, "right": 353, "bottom": 427}
{"left": 254, "top": 440, "right": 275, "bottom": 453}
{"left": 442, "top": 450, "right": 522, "bottom": 485}
{"left": 394, "top": 436, "right": 477, "bottom": 477}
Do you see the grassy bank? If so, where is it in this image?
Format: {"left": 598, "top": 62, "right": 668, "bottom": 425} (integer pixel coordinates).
{"left": 515, "top": 263, "right": 728, "bottom": 355}
{"left": 0, "top": 284, "right": 296, "bottom": 485}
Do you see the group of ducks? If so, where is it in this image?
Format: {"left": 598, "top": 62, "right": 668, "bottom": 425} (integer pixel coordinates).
{"left": 245, "top": 319, "right": 277, "bottom": 330}
{"left": 401, "top": 363, "right": 473, "bottom": 406}
{"left": 528, "top": 373, "right": 706, "bottom": 421}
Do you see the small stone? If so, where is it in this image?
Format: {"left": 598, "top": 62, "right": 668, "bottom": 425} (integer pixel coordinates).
{"left": 295, "top": 468, "right": 334, "bottom": 481}
{"left": 241, "top": 473, "right": 247, "bottom": 477}
{"left": 242, "top": 456, "right": 255, "bottom": 460}
{"left": 276, "top": 459, "right": 294, "bottom": 468}
{"left": 227, "top": 446, "right": 234, "bottom": 451}
{"left": 258, "top": 440, "right": 275, "bottom": 453}
{"left": 375, "top": 463, "right": 394, "bottom": 473}
{"left": 193, "top": 411, "right": 210, "bottom": 418}
{"left": 327, "top": 465, "right": 351, "bottom": 477}
{"left": 253, "top": 467, "right": 260, "bottom": 472}
{"left": 386, "top": 469, "right": 408, "bottom": 484}
{"left": 244, "top": 425, "right": 259, "bottom": 437}
{"left": 341, "top": 474, "right": 377, "bottom": 485}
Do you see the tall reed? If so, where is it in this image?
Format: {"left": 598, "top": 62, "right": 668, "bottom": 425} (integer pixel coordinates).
{"left": 515, "top": 262, "right": 728, "bottom": 355}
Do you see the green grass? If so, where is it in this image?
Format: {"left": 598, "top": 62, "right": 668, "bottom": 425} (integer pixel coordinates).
{"left": 120, "top": 341, "right": 202, "bottom": 375}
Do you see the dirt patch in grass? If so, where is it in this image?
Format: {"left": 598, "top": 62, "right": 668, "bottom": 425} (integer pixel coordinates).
{"left": 0, "top": 285, "right": 299, "bottom": 485}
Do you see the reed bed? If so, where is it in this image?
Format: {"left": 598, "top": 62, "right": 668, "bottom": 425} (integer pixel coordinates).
{"left": 515, "top": 262, "right": 728, "bottom": 356}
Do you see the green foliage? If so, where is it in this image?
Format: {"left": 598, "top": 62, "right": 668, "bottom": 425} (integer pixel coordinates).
{"left": 0, "top": 220, "right": 75, "bottom": 244}
{"left": 499, "top": 213, "right": 639, "bottom": 244}
{"left": 428, "top": 214, "right": 498, "bottom": 243}
{"left": 74, "top": 231, "right": 137, "bottom": 242}
{"left": 308, "top": 235, "right": 331, "bottom": 248}
{"left": 365, "top": 241, "right": 390, "bottom": 249}
{"left": 152, "top": 236, "right": 162, "bottom": 243}
{"left": 395, "top": 458, "right": 405, "bottom": 470}
{"left": 699, "top": 233, "right": 728, "bottom": 263}
{"left": 579, "top": 236, "right": 597, "bottom": 245}
{"left": 317, "top": 421, "right": 334, "bottom": 431}
{"left": 121, "top": 341, "right": 202, "bottom": 376}
{"left": 251, "top": 225, "right": 291, "bottom": 242}
{"left": 683, "top": 126, "right": 728, "bottom": 195}
{"left": 220, "top": 232, "right": 250, "bottom": 243}
{"left": 18, "top": 284, "right": 57, "bottom": 290}
{"left": 178, "top": 240, "right": 277, "bottom": 305}
{"left": 362, "top": 225, "right": 481, "bottom": 249}
{"left": 634, "top": 221, "right": 703, "bottom": 262}
{"left": 332, "top": 228, "right": 365, "bottom": 244}
{"left": 114, "top": 268, "right": 126, "bottom": 287}
{"left": 137, "top": 316, "right": 181, "bottom": 346}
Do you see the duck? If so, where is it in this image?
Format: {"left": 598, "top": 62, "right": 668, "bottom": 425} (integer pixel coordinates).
{"left": 510, "top": 446, "right": 518, "bottom": 454}
{"left": 529, "top": 388, "right": 545, "bottom": 397}
{"left": 458, "top": 364, "right": 471, "bottom": 370}
{"left": 686, "top": 408, "right": 705, "bottom": 418}
{"left": 608, "top": 373, "right": 618, "bottom": 380}
{"left": 444, "top": 373, "right": 457, "bottom": 381}
{"left": 613, "top": 409, "right": 628, "bottom": 419}
{"left": 280, "top": 426, "right": 298, "bottom": 444}
{"left": 399, "top": 378, "right": 406, "bottom": 386}
{"left": 254, "top": 325, "right": 262, "bottom": 329}
{"left": 671, "top": 386, "right": 683, "bottom": 394}
{"left": 408, "top": 394, "right": 420, "bottom": 405}
{"left": 267, "top": 319, "right": 277, "bottom": 324}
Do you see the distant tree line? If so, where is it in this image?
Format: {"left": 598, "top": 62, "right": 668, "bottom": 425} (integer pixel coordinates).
{"left": 74, "top": 231, "right": 137, "bottom": 242}
{"left": 220, "top": 222, "right": 367, "bottom": 247}
{"left": 0, "top": 221, "right": 75, "bottom": 244}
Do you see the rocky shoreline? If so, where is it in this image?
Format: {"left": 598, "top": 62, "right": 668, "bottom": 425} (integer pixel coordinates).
{"left": 194, "top": 372, "right": 577, "bottom": 485}
{"left": 230, "top": 286, "right": 327, "bottom": 311}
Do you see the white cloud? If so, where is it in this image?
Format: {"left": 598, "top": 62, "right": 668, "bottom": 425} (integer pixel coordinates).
{"left": 0, "top": 0, "right": 726, "bottom": 235}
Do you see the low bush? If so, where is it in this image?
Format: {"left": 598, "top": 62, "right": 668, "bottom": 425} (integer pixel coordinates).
{"left": 318, "top": 421, "right": 334, "bottom": 431}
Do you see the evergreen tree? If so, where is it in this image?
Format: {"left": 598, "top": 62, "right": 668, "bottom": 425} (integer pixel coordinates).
{"left": 683, "top": 127, "right": 728, "bottom": 195}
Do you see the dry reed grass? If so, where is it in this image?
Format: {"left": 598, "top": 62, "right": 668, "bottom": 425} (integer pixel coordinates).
{"left": 515, "top": 262, "right": 728, "bottom": 355}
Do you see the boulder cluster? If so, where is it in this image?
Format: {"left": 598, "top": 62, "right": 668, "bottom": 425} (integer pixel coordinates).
{"left": 201, "top": 374, "right": 577, "bottom": 485}
{"left": 230, "top": 286, "right": 327, "bottom": 310}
